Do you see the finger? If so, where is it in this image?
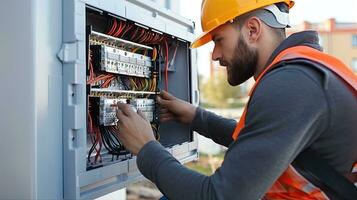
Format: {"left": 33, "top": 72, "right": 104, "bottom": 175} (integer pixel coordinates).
{"left": 160, "top": 116, "right": 174, "bottom": 123}
{"left": 160, "top": 90, "right": 175, "bottom": 100}
{"left": 116, "top": 131, "right": 127, "bottom": 145}
{"left": 160, "top": 112, "right": 174, "bottom": 119}
{"left": 159, "top": 107, "right": 169, "bottom": 114}
{"left": 116, "top": 109, "right": 127, "bottom": 123}
{"left": 137, "top": 110, "right": 149, "bottom": 122}
{"left": 157, "top": 95, "right": 171, "bottom": 107}
{"left": 116, "top": 102, "right": 134, "bottom": 116}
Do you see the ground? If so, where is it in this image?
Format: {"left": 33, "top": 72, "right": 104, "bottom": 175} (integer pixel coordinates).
{"left": 126, "top": 153, "right": 224, "bottom": 199}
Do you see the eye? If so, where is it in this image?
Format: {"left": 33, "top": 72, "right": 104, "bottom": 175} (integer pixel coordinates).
{"left": 213, "top": 37, "right": 223, "bottom": 45}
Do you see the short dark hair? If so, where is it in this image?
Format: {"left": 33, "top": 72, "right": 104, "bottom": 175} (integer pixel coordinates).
{"left": 232, "top": 2, "right": 289, "bottom": 40}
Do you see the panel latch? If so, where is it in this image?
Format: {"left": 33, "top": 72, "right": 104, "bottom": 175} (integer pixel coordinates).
{"left": 57, "top": 42, "right": 79, "bottom": 63}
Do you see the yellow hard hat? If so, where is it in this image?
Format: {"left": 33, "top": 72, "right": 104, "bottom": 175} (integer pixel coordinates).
{"left": 191, "top": 0, "right": 295, "bottom": 48}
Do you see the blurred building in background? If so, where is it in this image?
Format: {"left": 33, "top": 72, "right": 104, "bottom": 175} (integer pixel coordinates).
{"left": 288, "top": 18, "right": 357, "bottom": 73}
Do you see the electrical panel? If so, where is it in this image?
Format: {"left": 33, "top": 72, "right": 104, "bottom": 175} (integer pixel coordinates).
{"left": 61, "top": 0, "right": 199, "bottom": 199}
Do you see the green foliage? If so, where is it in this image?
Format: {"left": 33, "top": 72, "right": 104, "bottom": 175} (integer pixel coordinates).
{"left": 200, "top": 71, "right": 246, "bottom": 108}
{"left": 186, "top": 163, "right": 212, "bottom": 175}
{"left": 185, "top": 153, "right": 225, "bottom": 175}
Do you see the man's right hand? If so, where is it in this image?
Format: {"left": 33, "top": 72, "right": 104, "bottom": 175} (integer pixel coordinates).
{"left": 157, "top": 91, "right": 197, "bottom": 124}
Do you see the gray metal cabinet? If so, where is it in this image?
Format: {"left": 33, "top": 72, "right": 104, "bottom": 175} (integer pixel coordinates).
{"left": 0, "top": 0, "right": 199, "bottom": 199}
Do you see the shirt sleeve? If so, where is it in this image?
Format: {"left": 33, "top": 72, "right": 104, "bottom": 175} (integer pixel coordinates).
{"left": 137, "top": 66, "right": 329, "bottom": 200}
{"left": 190, "top": 107, "right": 236, "bottom": 147}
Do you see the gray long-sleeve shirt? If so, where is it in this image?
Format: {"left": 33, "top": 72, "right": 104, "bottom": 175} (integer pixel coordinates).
{"left": 136, "top": 31, "right": 357, "bottom": 200}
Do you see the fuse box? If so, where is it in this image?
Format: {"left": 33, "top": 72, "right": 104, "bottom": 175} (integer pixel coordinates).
{"left": 61, "top": 0, "right": 199, "bottom": 199}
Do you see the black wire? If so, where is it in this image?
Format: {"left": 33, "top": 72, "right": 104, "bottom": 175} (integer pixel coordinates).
{"left": 120, "top": 76, "right": 130, "bottom": 90}
{"left": 99, "top": 126, "right": 128, "bottom": 156}
{"left": 87, "top": 138, "right": 97, "bottom": 163}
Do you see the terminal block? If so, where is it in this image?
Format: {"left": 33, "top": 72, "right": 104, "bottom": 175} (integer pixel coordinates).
{"left": 91, "top": 44, "right": 152, "bottom": 78}
{"left": 99, "top": 97, "right": 154, "bottom": 126}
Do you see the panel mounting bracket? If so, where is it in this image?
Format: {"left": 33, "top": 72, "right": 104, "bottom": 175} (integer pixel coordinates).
{"left": 57, "top": 42, "right": 80, "bottom": 63}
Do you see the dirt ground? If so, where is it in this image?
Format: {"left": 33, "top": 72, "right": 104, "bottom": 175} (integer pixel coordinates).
{"left": 126, "top": 153, "right": 224, "bottom": 200}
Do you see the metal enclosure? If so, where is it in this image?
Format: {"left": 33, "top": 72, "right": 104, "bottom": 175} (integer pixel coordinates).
{"left": 0, "top": 0, "right": 198, "bottom": 199}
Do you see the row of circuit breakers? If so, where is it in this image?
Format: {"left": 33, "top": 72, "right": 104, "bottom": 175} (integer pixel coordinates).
{"left": 86, "top": 11, "right": 179, "bottom": 170}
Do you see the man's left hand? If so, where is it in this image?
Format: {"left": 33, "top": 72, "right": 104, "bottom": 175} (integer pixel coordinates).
{"left": 115, "top": 103, "right": 155, "bottom": 155}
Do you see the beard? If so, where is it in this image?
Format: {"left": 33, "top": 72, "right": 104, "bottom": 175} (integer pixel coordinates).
{"left": 221, "top": 34, "right": 258, "bottom": 86}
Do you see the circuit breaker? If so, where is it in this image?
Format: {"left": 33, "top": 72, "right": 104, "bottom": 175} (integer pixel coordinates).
{"left": 60, "top": 0, "right": 199, "bottom": 199}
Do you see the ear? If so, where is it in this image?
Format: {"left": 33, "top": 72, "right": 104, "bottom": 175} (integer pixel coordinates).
{"left": 245, "top": 16, "right": 262, "bottom": 43}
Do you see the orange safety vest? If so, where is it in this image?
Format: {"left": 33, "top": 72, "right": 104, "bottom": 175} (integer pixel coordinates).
{"left": 231, "top": 45, "right": 357, "bottom": 200}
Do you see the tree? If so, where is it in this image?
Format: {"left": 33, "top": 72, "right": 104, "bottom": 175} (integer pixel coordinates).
{"left": 200, "top": 71, "right": 246, "bottom": 108}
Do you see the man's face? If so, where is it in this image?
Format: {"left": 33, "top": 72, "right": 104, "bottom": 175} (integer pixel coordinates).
{"left": 211, "top": 24, "right": 258, "bottom": 86}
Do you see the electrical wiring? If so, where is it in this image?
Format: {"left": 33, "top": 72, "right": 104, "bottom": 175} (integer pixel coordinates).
{"left": 132, "top": 47, "right": 141, "bottom": 53}
{"left": 100, "top": 126, "right": 127, "bottom": 157}
{"left": 133, "top": 29, "right": 146, "bottom": 42}
{"left": 170, "top": 42, "right": 179, "bottom": 66}
{"left": 87, "top": 49, "right": 96, "bottom": 84}
{"left": 120, "top": 23, "right": 134, "bottom": 38}
{"left": 94, "top": 125, "right": 103, "bottom": 162}
{"left": 87, "top": 106, "right": 103, "bottom": 164}
{"left": 105, "top": 17, "right": 165, "bottom": 46}
{"left": 164, "top": 38, "right": 169, "bottom": 91}
{"left": 113, "top": 20, "right": 124, "bottom": 37}
{"left": 130, "top": 27, "right": 140, "bottom": 41}
{"left": 87, "top": 16, "right": 177, "bottom": 168}
{"left": 101, "top": 76, "right": 116, "bottom": 88}
{"left": 152, "top": 47, "right": 158, "bottom": 61}
{"left": 150, "top": 76, "right": 157, "bottom": 92}
{"left": 130, "top": 78, "right": 139, "bottom": 90}
{"left": 152, "top": 124, "right": 160, "bottom": 141}
{"left": 107, "top": 18, "right": 117, "bottom": 36}
{"left": 87, "top": 111, "right": 97, "bottom": 163}
{"left": 138, "top": 31, "right": 150, "bottom": 44}
{"left": 144, "top": 79, "right": 149, "bottom": 91}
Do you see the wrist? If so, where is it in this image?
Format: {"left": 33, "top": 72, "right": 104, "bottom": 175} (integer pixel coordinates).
{"left": 188, "top": 105, "right": 197, "bottom": 123}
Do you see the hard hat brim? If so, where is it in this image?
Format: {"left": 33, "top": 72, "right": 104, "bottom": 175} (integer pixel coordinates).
{"left": 190, "top": 0, "right": 295, "bottom": 49}
{"left": 190, "top": 31, "right": 212, "bottom": 49}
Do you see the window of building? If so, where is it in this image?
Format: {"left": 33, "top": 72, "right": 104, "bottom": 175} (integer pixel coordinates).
{"left": 351, "top": 58, "right": 357, "bottom": 73}
{"left": 353, "top": 35, "right": 357, "bottom": 47}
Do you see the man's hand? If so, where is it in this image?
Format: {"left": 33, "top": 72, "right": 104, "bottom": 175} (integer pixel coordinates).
{"left": 116, "top": 103, "right": 155, "bottom": 155}
{"left": 157, "top": 91, "right": 197, "bottom": 124}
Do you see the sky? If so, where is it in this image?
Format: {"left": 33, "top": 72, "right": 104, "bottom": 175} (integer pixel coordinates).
{"left": 178, "top": 0, "right": 357, "bottom": 77}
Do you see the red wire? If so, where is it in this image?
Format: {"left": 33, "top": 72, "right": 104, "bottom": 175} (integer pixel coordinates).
{"left": 107, "top": 19, "right": 117, "bottom": 35}
{"left": 113, "top": 20, "right": 123, "bottom": 37}
{"left": 88, "top": 109, "right": 102, "bottom": 163}
{"left": 120, "top": 23, "right": 133, "bottom": 38}
{"left": 94, "top": 126, "right": 102, "bottom": 162}
{"left": 151, "top": 33, "right": 160, "bottom": 44}
{"left": 164, "top": 39, "right": 169, "bottom": 91}
{"left": 138, "top": 32, "right": 147, "bottom": 43}
{"left": 145, "top": 33, "right": 154, "bottom": 43}
{"left": 135, "top": 29, "right": 145, "bottom": 42}
{"left": 130, "top": 27, "right": 140, "bottom": 41}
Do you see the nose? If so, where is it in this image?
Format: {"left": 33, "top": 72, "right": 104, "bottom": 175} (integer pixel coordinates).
{"left": 212, "top": 45, "right": 221, "bottom": 61}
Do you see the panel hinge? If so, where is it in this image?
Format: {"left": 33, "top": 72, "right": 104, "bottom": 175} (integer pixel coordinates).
{"left": 57, "top": 42, "right": 79, "bottom": 63}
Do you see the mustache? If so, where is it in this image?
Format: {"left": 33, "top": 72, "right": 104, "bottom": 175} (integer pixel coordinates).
{"left": 219, "top": 60, "right": 229, "bottom": 66}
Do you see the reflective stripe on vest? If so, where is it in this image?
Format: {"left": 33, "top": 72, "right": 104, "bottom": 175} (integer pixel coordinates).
{"left": 232, "top": 46, "right": 357, "bottom": 199}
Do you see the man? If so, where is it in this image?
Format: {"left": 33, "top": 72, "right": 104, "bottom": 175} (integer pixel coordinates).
{"left": 116, "top": 0, "right": 357, "bottom": 199}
